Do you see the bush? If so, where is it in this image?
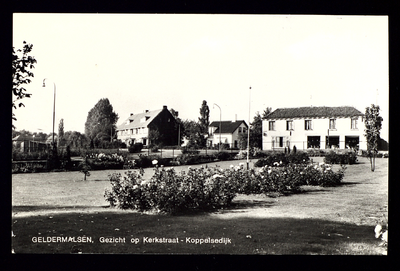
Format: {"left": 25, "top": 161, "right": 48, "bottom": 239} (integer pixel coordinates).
{"left": 324, "top": 151, "right": 358, "bottom": 165}
{"left": 105, "top": 161, "right": 346, "bottom": 214}
{"left": 12, "top": 150, "right": 48, "bottom": 161}
{"left": 177, "top": 154, "right": 213, "bottom": 165}
{"left": 214, "top": 151, "right": 234, "bottom": 161}
{"left": 254, "top": 152, "right": 310, "bottom": 167}
{"left": 85, "top": 152, "right": 125, "bottom": 170}
{"left": 105, "top": 167, "right": 238, "bottom": 214}
{"left": 181, "top": 147, "right": 200, "bottom": 155}
{"left": 128, "top": 143, "right": 143, "bottom": 153}
{"left": 150, "top": 145, "right": 159, "bottom": 152}
{"left": 134, "top": 155, "right": 172, "bottom": 168}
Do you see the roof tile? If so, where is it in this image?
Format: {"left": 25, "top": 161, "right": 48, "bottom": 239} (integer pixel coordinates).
{"left": 266, "top": 106, "right": 363, "bottom": 119}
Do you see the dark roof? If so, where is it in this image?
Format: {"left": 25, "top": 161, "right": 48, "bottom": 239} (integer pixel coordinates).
{"left": 117, "top": 108, "right": 163, "bottom": 130}
{"left": 265, "top": 106, "right": 364, "bottom": 120}
{"left": 209, "top": 120, "right": 248, "bottom": 134}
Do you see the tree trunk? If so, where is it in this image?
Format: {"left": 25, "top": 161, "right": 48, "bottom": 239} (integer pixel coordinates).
{"left": 370, "top": 154, "right": 375, "bottom": 172}
{"left": 372, "top": 155, "right": 376, "bottom": 172}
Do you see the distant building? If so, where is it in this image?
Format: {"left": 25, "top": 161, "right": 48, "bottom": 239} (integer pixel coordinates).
{"left": 116, "top": 105, "right": 179, "bottom": 147}
{"left": 207, "top": 120, "right": 248, "bottom": 149}
{"left": 262, "top": 106, "right": 366, "bottom": 151}
{"left": 12, "top": 134, "right": 49, "bottom": 152}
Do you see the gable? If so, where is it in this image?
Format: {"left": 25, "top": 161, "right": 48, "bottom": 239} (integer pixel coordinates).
{"left": 210, "top": 120, "right": 248, "bottom": 134}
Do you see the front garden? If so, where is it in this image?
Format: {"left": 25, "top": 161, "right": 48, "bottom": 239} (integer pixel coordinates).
{"left": 104, "top": 155, "right": 346, "bottom": 214}
{"left": 11, "top": 156, "right": 388, "bottom": 254}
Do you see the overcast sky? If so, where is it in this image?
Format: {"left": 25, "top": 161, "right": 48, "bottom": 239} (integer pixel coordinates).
{"left": 13, "top": 14, "right": 388, "bottom": 140}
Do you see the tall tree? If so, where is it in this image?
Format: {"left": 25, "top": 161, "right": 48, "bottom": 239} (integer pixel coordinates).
{"left": 199, "top": 100, "right": 210, "bottom": 134}
{"left": 58, "top": 119, "right": 65, "bottom": 147}
{"left": 12, "top": 41, "right": 37, "bottom": 129}
{"left": 262, "top": 107, "right": 272, "bottom": 119}
{"left": 84, "top": 98, "right": 118, "bottom": 147}
{"left": 182, "top": 120, "right": 206, "bottom": 148}
{"left": 364, "top": 104, "right": 383, "bottom": 172}
{"left": 239, "top": 112, "right": 263, "bottom": 149}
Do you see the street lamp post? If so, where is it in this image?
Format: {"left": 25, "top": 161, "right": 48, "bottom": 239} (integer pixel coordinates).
{"left": 247, "top": 86, "right": 251, "bottom": 170}
{"left": 213, "top": 103, "right": 222, "bottom": 151}
{"left": 42, "top": 79, "right": 56, "bottom": 150}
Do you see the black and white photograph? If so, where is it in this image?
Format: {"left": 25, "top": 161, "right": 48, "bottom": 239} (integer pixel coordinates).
{"left": 11, "top": 13, "right": 388, "bottom": 255}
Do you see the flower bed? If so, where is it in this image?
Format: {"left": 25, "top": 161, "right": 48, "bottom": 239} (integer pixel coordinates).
{"left": 105, "top": 161, "right": 346, "bottom": 214}
{"left": 254, "top": 152, "right": 310, "bottom": 167}
{"left": 86, "top": 152, "right": 125, "bottom": 170}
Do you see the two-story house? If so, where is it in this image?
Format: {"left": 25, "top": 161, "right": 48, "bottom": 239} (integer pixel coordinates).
{"left": 207, "top": 120, "right": 248, "bottom": 149}
{"left": 116, "top": 105, "right": 179, "bottom": 147}
{"left": 262, "top": 106, "right": 366, "bottom": 151}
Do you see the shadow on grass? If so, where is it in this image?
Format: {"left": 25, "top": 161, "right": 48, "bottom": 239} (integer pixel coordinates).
{"left": 11, "top": 209, "right": 385, "bottom": 255}
{"left": 12, "top": 205, "right": 110, "bottom": 213}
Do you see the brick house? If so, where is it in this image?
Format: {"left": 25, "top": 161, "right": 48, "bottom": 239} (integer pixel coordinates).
{"left": 116, "top": 105, "right": 179, "bottom": 147}
{"left": 262, "top": 106, "right": 366, "bottom": 151}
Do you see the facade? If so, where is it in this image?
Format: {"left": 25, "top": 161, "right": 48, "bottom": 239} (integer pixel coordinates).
{"left": 116, "top": 105, "right": 178, "bottom": 147}
{"left": 207, "top": 120, "right": 248, "bottom": 149}
{"left": 262, "top": 106, "right": 366, "bottom": 151}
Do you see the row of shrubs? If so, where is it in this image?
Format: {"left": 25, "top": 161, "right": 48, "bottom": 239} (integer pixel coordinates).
{"left": 104, "top": 162, "right": 346, "bottom": 214}
{"left": 358, "top": 150, "right": 389, "bottom": 158}
{"left": 254, "top": 151, "right": 360, "bottom": 167}
{"left": 323, "top": 151, "right": 358, "bottom": 165}
{"left": 254, "top": 152, "right": 310, "bottom": 167}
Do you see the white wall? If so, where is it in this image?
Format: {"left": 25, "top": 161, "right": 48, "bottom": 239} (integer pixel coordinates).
{"left": 117, "top": 127, "right": 149, "bottom": 145}
{"left": 262, "top": 116, "right": 366, "bottom": 150}
{"left": 208, "top": 123, "right": 247, "bottom": 148}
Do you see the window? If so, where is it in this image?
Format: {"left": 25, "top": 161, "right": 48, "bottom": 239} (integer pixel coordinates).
{"left": 269, "top": 121, "right": 275, "bottom": 131}
{"left": 329, "top": 119, "right": 336, "bottom": 130}
{"left": 286, "top": 120, "right": 293, "bottom": 131}
{"left": 238, "top": 127, "right": 242, "bottom": 133}
{"left": 243, "top": 127, "right": 247, "bottom": 133}
{"left": 305, "top": 120, "right": 312, "bottom": 130}
{"left": 272, "top": 137, "right": 284, "bottom": 148}
{"left": 351, "top": 118, "right": 358, "bottom": 129}
{"left": 307, "top": 136, "right": 321, "bottom": 148}
{"left": 278, "top": 137, "right": 284, "bottom": 147}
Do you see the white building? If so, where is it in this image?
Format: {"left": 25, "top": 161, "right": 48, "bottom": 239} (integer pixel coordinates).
{"left": 262, "top": 106, "right": 366, "bottom": 151}
{"left": 208, "top": 120, "right": 248, "bottom": 149}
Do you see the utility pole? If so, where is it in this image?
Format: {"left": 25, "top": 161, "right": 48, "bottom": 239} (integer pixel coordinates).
{"left": 247, "top": 86, "right": 251, "bottom": 170}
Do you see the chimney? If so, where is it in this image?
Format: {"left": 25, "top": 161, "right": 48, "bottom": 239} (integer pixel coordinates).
{"left": 163, "top": 105, "right": 167, "bottom": 110}
{"left": 235, "top": 114, "right": 237, "bottom": 122}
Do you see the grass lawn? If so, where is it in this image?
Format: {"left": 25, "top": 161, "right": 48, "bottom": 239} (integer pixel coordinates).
{"left": 11, "top": 157, "right": 388, "bottom": 254}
